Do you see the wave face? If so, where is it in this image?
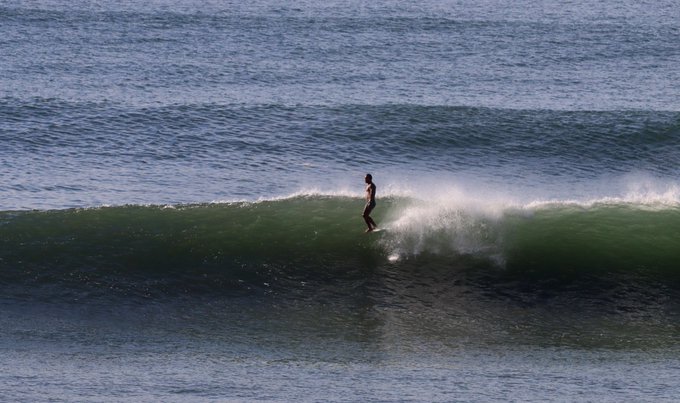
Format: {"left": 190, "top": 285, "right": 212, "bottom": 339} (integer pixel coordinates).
{"left": 2, "top": 195, "right": 680, "bottom": 300}
{"left": 0, "top": 198, "right": 377, "bottom": 298}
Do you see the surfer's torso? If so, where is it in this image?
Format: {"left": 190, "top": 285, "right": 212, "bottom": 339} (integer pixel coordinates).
{"left": 366, "top": 182, "right": 376, "bottom": 206}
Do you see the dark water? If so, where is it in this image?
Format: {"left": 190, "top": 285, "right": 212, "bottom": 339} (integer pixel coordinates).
{"left": 2, "top": 0, "right": 680, "bottom": 400}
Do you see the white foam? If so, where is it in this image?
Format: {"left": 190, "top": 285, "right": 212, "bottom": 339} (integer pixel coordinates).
{"left": 367, "top": 173, "right": 680, "bottom": 262}
{"left": 524, "top": 175, "right": 680, "bottom": 210}
{"left": 210, "top": 171, "right": 680, "bottom": 211}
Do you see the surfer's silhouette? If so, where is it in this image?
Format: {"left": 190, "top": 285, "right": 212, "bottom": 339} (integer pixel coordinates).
{"left": 363, "top": 174, "right": 378, "bottom": 232}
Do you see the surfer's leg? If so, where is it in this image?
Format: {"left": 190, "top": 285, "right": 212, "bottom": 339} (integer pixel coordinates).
{"left": 362, "top": 204, "right": 375, "bottom": 231}
{"left": 366, "top": 201, "right": 377, "bottom": 229}
{"left": 367, "top": 216, "right": 377, "bottom": 229}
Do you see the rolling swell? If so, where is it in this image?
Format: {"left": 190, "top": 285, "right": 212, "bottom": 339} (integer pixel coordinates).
{"left": 1, "top": 195, "right": 680, "bottom": 300}
{"left": 2, "top": 98, "right": 679, "bottom": 211}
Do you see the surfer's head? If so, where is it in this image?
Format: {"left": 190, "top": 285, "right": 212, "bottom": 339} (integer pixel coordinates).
{"left": 365, "top": 173, "right": 372, "bottom": 183}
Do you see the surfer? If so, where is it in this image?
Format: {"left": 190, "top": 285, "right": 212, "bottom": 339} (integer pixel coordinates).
{"left": 363, "top": 174, "right": 378, "bottom": 232}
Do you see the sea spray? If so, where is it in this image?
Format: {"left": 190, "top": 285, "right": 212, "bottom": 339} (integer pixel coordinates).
{"left": 378, "top": 196, "right": 506, "bottom": 263}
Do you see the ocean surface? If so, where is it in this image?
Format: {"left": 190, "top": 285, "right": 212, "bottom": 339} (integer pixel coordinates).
{"left": 2, "top": 0, "right": 680, "bottom": 400}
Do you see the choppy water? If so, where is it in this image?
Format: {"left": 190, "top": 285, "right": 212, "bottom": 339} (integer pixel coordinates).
{"left": 2, "top": 0, "right": 680, "bottom": 400}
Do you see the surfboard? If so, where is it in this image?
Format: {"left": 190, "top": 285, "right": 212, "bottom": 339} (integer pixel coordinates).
{"left": 368, "top": 228, "right": 387, "bottom": 233}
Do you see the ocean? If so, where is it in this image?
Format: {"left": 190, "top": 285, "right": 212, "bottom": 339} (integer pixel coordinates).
{"left": 2, "top": 0, "right": 680, "bottom": 400}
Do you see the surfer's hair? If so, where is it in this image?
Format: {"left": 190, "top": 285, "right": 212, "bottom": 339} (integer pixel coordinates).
{"left": 365, "top": 173, "right": 372, "bottom": 180}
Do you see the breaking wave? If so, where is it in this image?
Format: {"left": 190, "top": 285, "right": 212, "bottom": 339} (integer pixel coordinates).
{"left": 2, "top": 190, "right": 680, "bottom": 299}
